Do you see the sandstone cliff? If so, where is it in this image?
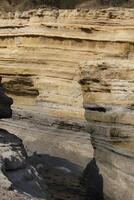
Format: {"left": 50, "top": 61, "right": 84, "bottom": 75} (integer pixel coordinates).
{"left": 78, "top": 60, "right": 134, "bottom": 200}
{"left": 0, "top": 8, "right": 134, "bottom": 121}
{"left": 0, "top": 8, "right": 133, "bottom": 200}
{"left": 0, "top": 77, "right": 48, "bottom": 200}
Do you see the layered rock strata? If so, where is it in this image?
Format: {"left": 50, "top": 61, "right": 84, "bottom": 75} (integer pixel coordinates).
{"left": 0, "top": 8, "right": 97, "bottom": 170}
{"left": 0, "top": 8, "right": 133, "bottom": 121}
{"left": 78, "top": 60, "right": 134, "bottom": 200}
{"left": 0, "top": 8, "right": 133, "bottom": 200}
{"left": 0, "top": 78, "right": 48, "bottom": 200}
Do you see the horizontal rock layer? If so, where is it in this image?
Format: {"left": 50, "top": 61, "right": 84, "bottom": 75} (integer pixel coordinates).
{"left": 78, "top": 60, "right": 134, "bottom": 200}
{"left": 0, "top": 8, "right": 133, "bottom": 120}
{"left": 0, "top": 8, "right": 133, "bottom": 200}
{"left": 0, "top": 77, "right": 48, "bottom": 199}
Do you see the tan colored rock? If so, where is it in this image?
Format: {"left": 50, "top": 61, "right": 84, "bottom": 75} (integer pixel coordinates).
{"left": 0, "top": 8, "right": 133, "bottom": 121}
{"left": 78, "top": 60, "right": 134, "bottom": 200}
{"left": 0, "top": 8, "right": 133, "bottom": 200}
{"left": 0, "top": 78, "right": 48, "bottom": 199}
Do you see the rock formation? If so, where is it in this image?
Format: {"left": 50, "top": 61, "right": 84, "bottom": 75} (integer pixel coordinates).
{"left": 0, "top": 76, "right": 13, "bottom": 119}
{"left": 0, "top": 8, "right": 133, "bottom": 200}
{"left": 0, "top": 77, "right": 48, "bottom": 199}
{"left": 78, "top": 60, "right": 134, "bottom": 200}
{"left": 0, "top": 8, "right": 133, "bottom": 120}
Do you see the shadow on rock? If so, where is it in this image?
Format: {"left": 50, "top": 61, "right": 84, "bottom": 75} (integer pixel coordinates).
{"left": 0, "top": 76, "right": 13, "bottom": 119}
{"left": 78, "top": 67, "right": 104, "bottom": 200}
{"left": 28, "top": 154, "right": 87, "bottom": 200}
{"left": 80, "top": 158, "right": 104, "bottom": 200}
{"left": 28, "top": 153, "right": 83, "bottom": 176}
{"left": 28, "top": 154, "right": 104, "bottom": 200}
{"left": 0, "top": 129, "right": 48, "bottom": 199}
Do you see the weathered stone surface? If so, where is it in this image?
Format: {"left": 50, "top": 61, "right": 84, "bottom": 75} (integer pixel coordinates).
{"left": 0, "top": 78, "right": 48, "bottom": 200}
{"left": 78, "top": 60, "right": 134, "bottom": 200}
{"left": 0, "top": 128, "right": 27, "bottom": 171}
{"left": 0, "top": 8, "right": 133, "bottom": 120}
{"left": 0, "top": 129, "right": 48, "bottom": 200}
{"left": 0, "top": 8, "right": 133, "bottom": 200}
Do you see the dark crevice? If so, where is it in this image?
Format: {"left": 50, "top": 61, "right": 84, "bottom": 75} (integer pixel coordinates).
{"left": 80, "top": 158, "right": 104, "bottom": 200}
{"left": 2, "top": 77, "right": 39, "bottom": 97}
{"left": 80, "top": 28, "right": 93, "bottom": 33}
{"left": 84, "top": 104, "right": 112, "bottom": 113}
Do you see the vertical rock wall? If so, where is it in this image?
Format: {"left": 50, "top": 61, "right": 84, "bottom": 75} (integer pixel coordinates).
{"left": 0, "top": 77, "right": 48, "bottom": 200}
{"left": 0, "top": 8, "right": 133, "bottom": 200}
{"left": 0, "top": 8, "right": 133, "bottom": 121}
{"left": 78, "top": 60, "right": 134, "bottom": 200}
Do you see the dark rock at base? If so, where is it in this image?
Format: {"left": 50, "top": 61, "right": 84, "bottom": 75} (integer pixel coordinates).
{"left": 80, "top": 158, "right": 104, "bottom": 200}
{"left": 0, "top": 76, "right": 13, "bottom": 119}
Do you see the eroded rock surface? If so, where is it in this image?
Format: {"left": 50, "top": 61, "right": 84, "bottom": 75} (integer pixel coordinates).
{"left": 0, "top": 8, "right": 133, "bottom": 200}
{"left": 78, "top": 60, "right": 134, "bottom": 200}
{"left": 0, "top": 78, "right": 48, "bottom": 200}
{"left": 0, "top": 129, "right": 48, "bottom": 200}
{"left": 0, "top": 8, "right": 133, "bottom": 120}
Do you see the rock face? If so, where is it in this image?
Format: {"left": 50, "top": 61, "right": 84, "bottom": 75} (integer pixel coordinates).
{"left": 78, "top": 60, "right": 134, "bottom": 200}
{"left": 0, "top": 129, "right": 48, "bottom": 200}
{"left": 0, "top": 76, "right": 13, "bottom": 118}
{"left": 0, "top": 78, "right": 48, "bottom": 199}
{"left": 0, "top": 8, "right": 134, "bottom": 121}
{"left": 0, "top": 8, "right": 133, "bottom": 200}
{"left": 0, "top": 8, "right": 97, "bottom": 171}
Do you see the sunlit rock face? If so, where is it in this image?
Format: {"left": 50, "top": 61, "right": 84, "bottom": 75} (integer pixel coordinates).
{"left": 0, "top": 8, "right": 133, "bottom": 200}
{"left": 78, "top": 60, "right": 134, "bottom": 200}
{"left": 0, "top": 8, "right": 133, "bottom": 121}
